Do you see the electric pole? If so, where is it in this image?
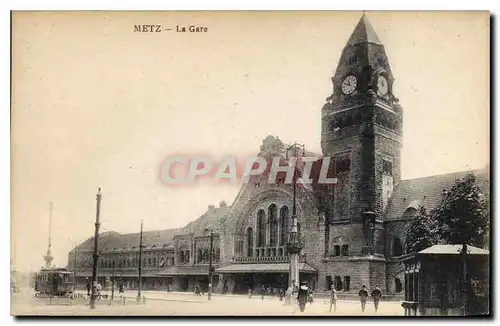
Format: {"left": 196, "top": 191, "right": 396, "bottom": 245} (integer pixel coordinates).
{"left": 90, "top": 187, "right": 102, "bottom": 309}
{"left": 208, "top": 229, "right": 214, "bottom": 301}
{"left": 286, "top": 143, "right": 305, "bottom": 288}
{"left": 73, "top": 243, "right": 77, "bottom": 291}
{"left": 137, "top": 219, "right": 143, "bottom": 303}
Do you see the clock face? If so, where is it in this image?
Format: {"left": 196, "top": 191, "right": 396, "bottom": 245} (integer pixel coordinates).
{"left": 377, "top": 75, "right": 388, "bottom": 96}
{"left": 341, "top": 75, "right": 357, "bottom": 95}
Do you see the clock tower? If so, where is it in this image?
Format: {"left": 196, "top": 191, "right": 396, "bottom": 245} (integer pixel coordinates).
{"left": 321, "top": 15, "right": 403, "bottom": 255}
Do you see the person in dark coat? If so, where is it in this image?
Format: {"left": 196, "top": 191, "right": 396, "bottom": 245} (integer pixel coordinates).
{"left": 371, "top": 285, "right": 382, "bottom": 313}
{"left": 260, "top": 285, "right": 266, "bottom": 300}
{"left": 86, "top": 278, "right": 90, "bottom": 296}
{"left": 358, "top": 285, "right": 369, "bottom": 312}
{"left": 297, "top": 282, "right": 309, "bottom": 312}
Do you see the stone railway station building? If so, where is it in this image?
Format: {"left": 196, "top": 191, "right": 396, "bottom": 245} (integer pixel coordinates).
{"left": 68, "top": 15, "right": 489, "bottom": 298}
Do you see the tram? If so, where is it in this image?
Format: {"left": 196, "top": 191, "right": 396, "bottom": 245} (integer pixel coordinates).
{"left": 34, "top": 267, "right": 75, "bottom": 296}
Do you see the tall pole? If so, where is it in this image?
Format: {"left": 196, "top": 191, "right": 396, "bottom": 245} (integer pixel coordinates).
{"left": 461, "top": 244, "right": 468, "bottom": 316}
{"left": 44, "top": 202, "right": 54, "bottom": 268}
{"left": 73, "top": 244, "right": 77, "bottom": 290}
{"left": 90, "top": 188, "right": 102, "bottom": 309}
{"left": 137, "top": 219, "right": 143, "bottom": 303}
{"left": 286, "top": 143, "right": 304, "bottom": 288}
{"left": 208, "top": 230, "right": 214, "bottom": 301}
{"left": 111, "top": 264, "right": 116, "bottom": 300}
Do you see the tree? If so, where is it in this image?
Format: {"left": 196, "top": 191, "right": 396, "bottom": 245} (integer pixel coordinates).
{"left": 433, "top": 173, "right": 489, "bottom": 247}
{"left": 405, "top": 205, "right": 439, "bottom": 253}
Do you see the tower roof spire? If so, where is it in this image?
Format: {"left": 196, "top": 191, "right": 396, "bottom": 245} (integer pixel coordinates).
{"left": 346, "top": 14, "right": 381, "bottom": 46}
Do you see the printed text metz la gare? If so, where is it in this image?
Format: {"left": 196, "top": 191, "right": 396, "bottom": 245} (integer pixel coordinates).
{"left": 133, "top": 25, "right": 208, "bottom": 33}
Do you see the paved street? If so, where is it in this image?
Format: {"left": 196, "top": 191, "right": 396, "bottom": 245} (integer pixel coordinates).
{"left": 12, "top": 289, "right": 405, "bottom": 316}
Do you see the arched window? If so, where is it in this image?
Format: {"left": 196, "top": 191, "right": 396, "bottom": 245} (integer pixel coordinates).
{"left": 392, "top": 237, "right": 403, "bottom": 256}
{"left": 257, "top": 209, "right": 266, "bottom": 247}
{"left": 198, "top": 249, "right": 203, "bottom": 263}
{"left": 269, "top": 204, "right": 278, "bottom": 246}
{"left": 395, "top": 278, "right": 403, "bottom": 293}
{"left": 279, "top": 206, "right": 289, "bottom": 246}
{"left": 204, "top": 249, "right": 209, "bottom": 262}
{"left": 216, "top": 248, "right": 221, "bottom": 261}
{"left": 179, "top": 251, "right": 185, "bottom": 264}
{"left": 246, "top": 227, "right": 254, "bottom": 257}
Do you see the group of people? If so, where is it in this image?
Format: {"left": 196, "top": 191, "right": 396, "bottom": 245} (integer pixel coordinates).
{"left": 358, "top": 285, "right": 383, "bottom": 313}
{"left": 328, "top": 284, "right": 382, "bottom": 313}
{"left": 288, "top": 282, "right": 383, "bottom": 313}
{"left": 85, "top": 277, "right": 125, "bottom": 300}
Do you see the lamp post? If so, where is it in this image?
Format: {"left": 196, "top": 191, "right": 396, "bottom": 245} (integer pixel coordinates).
{"left": 73, "top": 244, "right": 77, "bottom": 291}
{"left": 286, "top": 143, "right": 305, "bottom": 288}
{"left": 111, "top": 264, "right": 116, "bottom": 300}
{"left": 460, "top": 244, "right": 468, "bottom": 316}
{"left": 207, "top": 228, "right": 214, "bottom": 301}
{"left": 137, "top": 219, "right": 144, "bottom": 303}
{"left": 90, "top": 187, "right": 102, "bottom": 309}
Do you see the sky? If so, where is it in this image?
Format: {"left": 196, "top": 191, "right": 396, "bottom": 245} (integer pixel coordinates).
{"left": 11, "top": 11, "right": 489, "bottom": 272}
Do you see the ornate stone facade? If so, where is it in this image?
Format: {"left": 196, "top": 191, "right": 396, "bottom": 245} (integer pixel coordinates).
{"left": 69, "top": 15, "right": 490, "bottom": 298}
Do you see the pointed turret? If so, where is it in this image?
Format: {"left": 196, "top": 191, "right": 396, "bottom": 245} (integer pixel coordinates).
{"left": 323, "top": 14, "right": 397, "bottom": 113}
{"left": 346, "top": 14, "right": 381, "bottom": 46}
{"left": 43, "top": 202, "right": 54, "bottom": 268}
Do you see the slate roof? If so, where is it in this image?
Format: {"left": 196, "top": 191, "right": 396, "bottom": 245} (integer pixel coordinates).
{"left": 76, "top": 206, "right": 231, "bottom": 251}
{"left": 184, "top": 206, "right": 231, "bottom": 236}
{"left": 385, "top": 168, "right": 490, "bottom": 220}
{"left": 346, "top": 14, "right": 381, "bottom": 46}
{"left": 215, "top": 263, "right": 316, "bottom": 274}
{"left": 418, "top": 244, "right": 489, "bottom": 256}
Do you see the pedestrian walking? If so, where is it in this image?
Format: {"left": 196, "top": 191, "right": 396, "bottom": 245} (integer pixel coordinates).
{"left": 96, "top": 282, "right": 102, "bottom": 300}
{"left": 297, "top": 282, "right": 309, "bottom": 312}
{"left": 248, "top": 287, "right": 252, "bottom": 299}
{"left": 329, "top": 285, "right": 338, "bottom": 312}
{"left": 307, "top": 287, "right": 314, "bottom": 305}
{"left": 359, "top": 285, "right": 369, "bottom": 313}
{"left": 371, "top": 285, "right": 382, "bottom": 313}
{"left": 119, "top": 283, "right": 125, "bottom": 303}
{"left": 86, "top": 278, "right": 90, "bottom": 296}
{"left": 260, "top": 284, "right": 266, "bottom": 300}
{"left": 278, "top": 288, "right": 284, "bottom": 302}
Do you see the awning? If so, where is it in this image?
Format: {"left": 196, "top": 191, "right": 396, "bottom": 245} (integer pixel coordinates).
{"left": 215, "top": 263, "right": 317, "bottom": 274}
{"left": 418, "top": 244, "right": 489, "bottom": 255}
{"left": 156, "top": 266, "right": 214, "bottom": 276}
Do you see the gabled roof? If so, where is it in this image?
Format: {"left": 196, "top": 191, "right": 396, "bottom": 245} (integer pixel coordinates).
{"left": 184, "top": 205, "right": 231, "bottom": 236}
{"left": 77, "top": 228, "right": 185, "bottom": 251}
{"left": 418, "top": 244, "right": 489, "bottom": 255}
{"left": 76, "top": 204, "right": 232, "bottom": 252}
{"left": 385, "top": 168, "right": 490, "bottom": 220}
{"left": 346, "top": 14, "right": 381, "bottom": 46}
